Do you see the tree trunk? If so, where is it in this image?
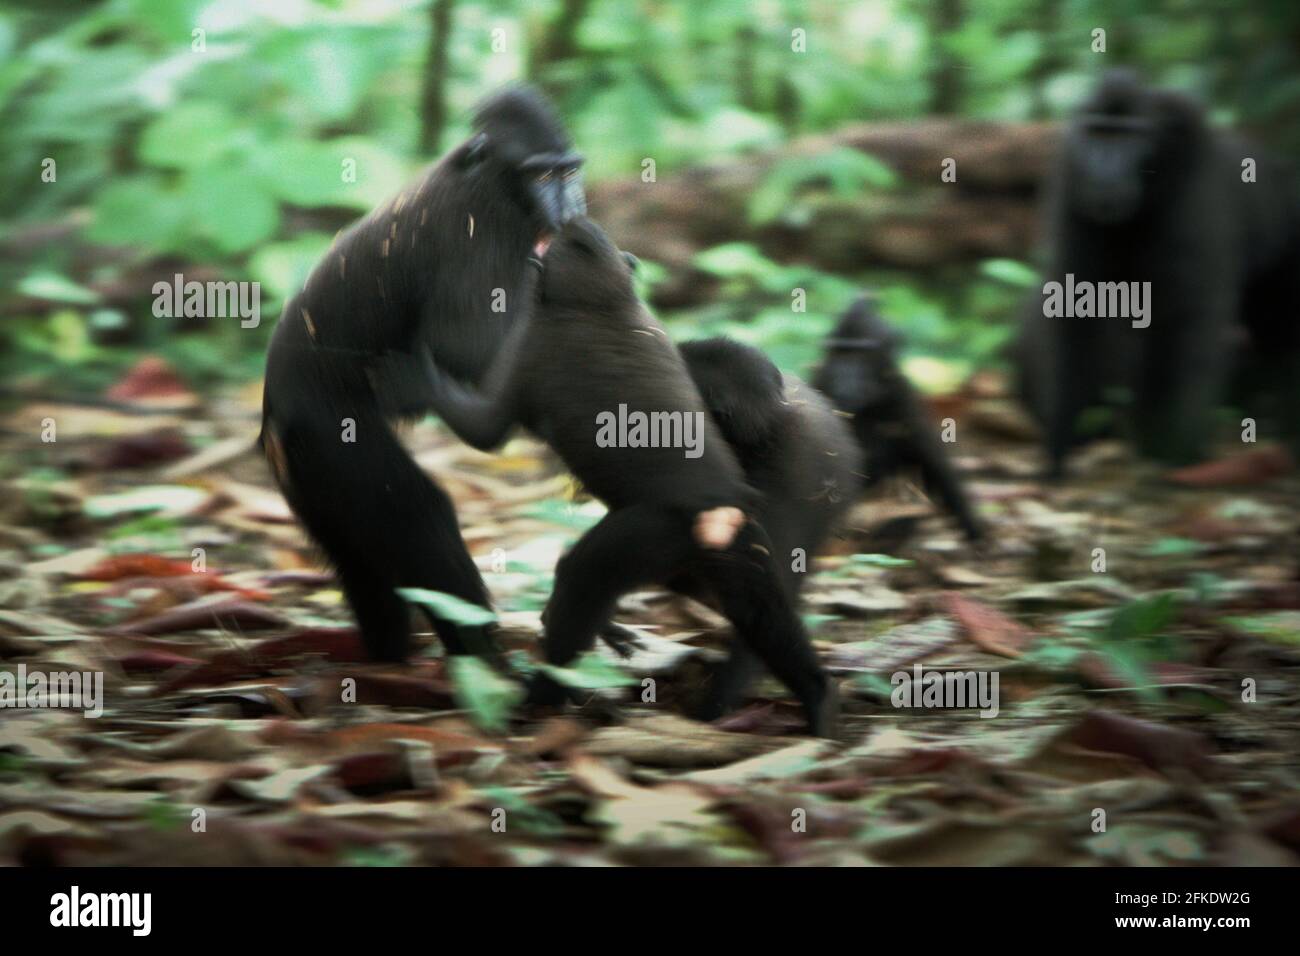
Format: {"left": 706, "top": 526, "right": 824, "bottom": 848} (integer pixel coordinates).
{"left": 928, "top": 0, "right": 965, "bottom": 116}
{"left": 418, "top": 0, "right": 456, "bottom": 156}
{"left": 530, "top": 0, "right": 591, "bottom": 98}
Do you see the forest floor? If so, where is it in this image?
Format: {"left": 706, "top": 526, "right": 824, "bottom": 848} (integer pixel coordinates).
{"left": 1, "top": 360, "right": 1299, "bottom": 866}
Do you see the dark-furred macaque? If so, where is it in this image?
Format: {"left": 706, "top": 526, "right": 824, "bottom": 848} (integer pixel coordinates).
{"left": 814, "top": 295, "right": 984, "bottom": 543}
{"left": 381, "top": 217, "right": 838, "bottom": 736}
{"left": 260, "top": 86, "right": 585, "bottom": 663}
{"left": 678, "top": 336, "right": 862, "bottom": 717}
{"left": 1016, "top": 69, "right": 1300, "bottom": 476}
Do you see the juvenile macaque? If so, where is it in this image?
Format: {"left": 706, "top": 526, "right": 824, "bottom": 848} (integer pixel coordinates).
{"left": 678, "top": 336, "right": 862, "bottom": 715}
{"left": 815, "top": 295, "right": 983, "bottom": 542}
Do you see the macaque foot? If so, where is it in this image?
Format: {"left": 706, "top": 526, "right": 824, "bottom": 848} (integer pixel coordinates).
{"left": 523, "top": 672, "right": 623, "bottom": 724}
{"left": 806, "top": 679, "right": 841, "bottom": 739}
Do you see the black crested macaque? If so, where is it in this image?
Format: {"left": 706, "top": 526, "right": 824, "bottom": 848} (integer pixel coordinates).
{"left": 1016, "top": 69, "right": 1300, "bottom": 476}
{"left": 814, "top": 295, "right": 984, "bottom": 543}
{"left": 678, "top": 336, "right": 862, "bottom": 717}
{"left": 385, "top": 217, "right": 838, "bottom": 736}
{"left": 261, "top": 86, "right": 586, "bottom": 663}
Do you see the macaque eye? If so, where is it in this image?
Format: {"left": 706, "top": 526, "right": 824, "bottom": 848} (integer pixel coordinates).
{"left": 535, "top": 170, "right": 553, "bottom": 184}
{"left": 562, "top": 167, "right": 579, "bottom": 183}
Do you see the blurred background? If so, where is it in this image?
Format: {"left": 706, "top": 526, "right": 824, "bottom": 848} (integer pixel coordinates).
{"left": 4, "top": 0, "right": 1299, "bottom": 391}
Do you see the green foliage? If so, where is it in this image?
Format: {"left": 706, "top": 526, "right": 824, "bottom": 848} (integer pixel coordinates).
{"left": 1144, "top": 537, "right": 1207, "bottom": 558}
{"left": 0, "top": 753, "right": 32, "bottom": 778}
{"left": 143, "top": 797, "right": 189, "bottom": 832}
{"left": 84, "top": 485, "right": 210, "bottom": 519}
{"left": 395, "top": 588, "right": 498, "bottom": 627}
{"left": 248, "top": 233, "right": 335, "bottom": 304}
{"left": 749, "top": 148, "right": 897, "bottom": 226}
{"left": 1087, "top": 593, "right": 1184, "bottom": 701}
{"left": 477, "top": 786, "right": 565, "bottom": 837}
{"left": 104, "top": 513, "right": 186, "bottom": 555}
{"left": 803, "top": 612, "right": 843, "bottom": 633}
{"left": 1105, "top": 593, "right": 1179, "bottom": 645}
{"left": 979, "top": 258, "right": 1038, "bottom": 288}
{"left": 1223, "top": 612, "right": 1300, "bottom": 646}
{"left": 848, "top": 553, "right": 915, "bottom": 569}
{"left": 16, "top": 272, "right": 98, "bottom": 306}
{"left": 518, "top": 498, "right": 604, "bottom": 532}
{"left": 342, "top": 845, "right": 417, "bottom": 866}
{"left": 684, "top": 240, "right": 1017, "bottom": 378}
{"left": 87, "top": 177, "right": 190, "bottom": 252}
{"left": 448, "top": 656, "right": 523, "bottom": 732}
{"left": 138, "top": 102, "right": 241, "bottom": 170}
{"left": 851, "top": 671, "right": 897, "bottom": 700}
{"left": 539, "top": 653, "right": 637, "bottom": 691}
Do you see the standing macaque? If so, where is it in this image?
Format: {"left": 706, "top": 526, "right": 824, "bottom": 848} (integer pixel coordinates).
{"left": 261, "top": 87, "right": 586, "bottom": 662}
{"left": 1016, "top": 69, "right": 1300, "bottom": 475}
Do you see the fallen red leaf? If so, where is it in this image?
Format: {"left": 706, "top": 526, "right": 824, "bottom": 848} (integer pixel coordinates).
{"left": 333, "top": 752, "right": 411, "bottom": 793}
{"left": 84, "top": 555, "right": 269, "bottom": 601}
{"left": 111, "top": 595, "right": 287, "bottom": 636}
{"left": 1065, "top": 710, "right": 1213, "bottom": 776}
{"left": 943, "top": 591, "right": 1033, "bottom": 658}
{"left": 1075, "top": 655, "right": 1217, "bottom": 691}
{"left": 348, "top": 673, "right": 456, "bottom": 709}
{"left": 712, "top": 701, "right": 804, "bottom": 736}
{"left": 105, "top": 355, "right": 194, "bottom": 403}
{"left": 85, "top": 554, "right": 198, "bottom": 579}
{"left": 155, "top": 627, "right": 365, "bottom": 694}
{"left": 115, "top": 650, "right": 204, "bottom": 673}
{"left": 326, "top": 722, "right": 491, "bottom": 755}
{"left": 93, "top": 430, "right": 190, "bottom": 469}
{"left": 1165, "top": 446, "right": 1293, "bottom": 487}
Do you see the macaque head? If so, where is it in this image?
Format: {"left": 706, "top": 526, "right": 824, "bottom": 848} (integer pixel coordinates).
{"left": 464, "top": 86, "right": 586, "bottom": 254}
{"left": 1065, "top": 69, "right": 1199, "bottom": 225}
{"left": 536, "top": 217, "right": 638, "bottom": 312}
{"left": 814, "top": 295, "right": 905, "bottom": 412}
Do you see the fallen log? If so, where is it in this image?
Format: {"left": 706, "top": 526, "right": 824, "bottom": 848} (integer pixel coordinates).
{"left": 589, "top": 119, "right": 1059, "bottom": 306}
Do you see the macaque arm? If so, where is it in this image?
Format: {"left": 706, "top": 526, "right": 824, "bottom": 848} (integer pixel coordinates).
{"left": 428, "top": 266, "right": 539, "bottom": 448}
{"left": 423, "top": 348, "right": 522, "bottom": 451}
{"left": 370, "top": 264, "right": 537, "bottom": 445}
{"left": 367, "top": 329, "right": 524, "bottom": 449}
{"left": 369, "top": 347, "right": 444, "bottom": 418}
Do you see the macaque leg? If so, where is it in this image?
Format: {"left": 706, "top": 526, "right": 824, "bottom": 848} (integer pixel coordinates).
{"left": 273, "top": 410, "right": 492, "bottom": 660}
{"left": 531, "top": 505, "right": 699, "bottom": 704}
{"left": 697, "top": 520, "right": 838, "bottom": 737}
